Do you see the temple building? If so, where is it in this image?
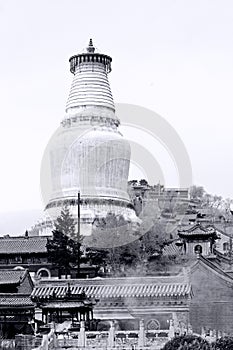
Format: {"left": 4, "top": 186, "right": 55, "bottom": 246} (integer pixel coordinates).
{"left": 0, "top": 234, "right": 98, "bottom": 279}
{"left": 31, "top": 256, "right": 233, "bottom": 335}
{"left": 0, "top": 269, "right": 35, "bottom": 338}
{"left": 33, "top": 39, "right": 139, "bottom": 236}
{"left": 0, "top": 235, "right": 49, "bottom": 276}
{"left": 163, "top": 223, "right": 220, "bottom": 259}
{"left": 31, "top": 274, "right": 192, "bottom": 332}
{"left": 177, "top": 223, "right": 219, "bottom": 256}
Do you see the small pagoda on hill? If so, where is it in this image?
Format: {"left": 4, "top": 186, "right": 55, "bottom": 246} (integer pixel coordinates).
{"left": 177, "top": 223, "right": 219, "bottom": 256}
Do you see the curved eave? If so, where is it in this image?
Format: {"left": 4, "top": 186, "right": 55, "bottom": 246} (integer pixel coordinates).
{"left": 179, "top": 233, "right": 218, "bottom": 240}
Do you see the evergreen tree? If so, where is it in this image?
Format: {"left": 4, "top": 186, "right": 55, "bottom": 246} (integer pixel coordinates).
{"left": 47, "top": 229, "right": 73, "bottom": 278}
{"left": 47, "top": 207, "right": 83, "bottom": 278}
{"left": 54, "top": 206, "right": 76, "bottom": 240}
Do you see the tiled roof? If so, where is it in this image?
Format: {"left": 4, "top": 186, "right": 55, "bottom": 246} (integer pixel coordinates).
{"left": 0, "top": 236, "right": 47, "bottom": 254}
{"left": 41, "top": 301, "right": 89, "bottom": 309}
{"left": 0, "top": 294, "right": 34, "bottom": 307}
{"left": 191, "top": 255, "right": 233, "bottom": 283}
{"left": 206, "top": 224, "right": 232, "bottom": 238}
{"left": 176, "top": 214, "right": 197, "bottom": 223}
{"left": 32, "top": 276, "right": 191, "bottom": 299}
{"left": 178, "top": 223, "right": 216, "bottom": 237}
{"left": 198, "top": 208, "right": 213, "bottom": 216}
{"left": 162, "top": 241, "right": 181, "bottom": 256}
{"left": 0, "top": 270, "right": 27, "bottom": 285}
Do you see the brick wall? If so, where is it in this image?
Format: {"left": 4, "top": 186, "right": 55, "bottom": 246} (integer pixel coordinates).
{"left": 190, "top": 262, "right": 233, "bottom": 333}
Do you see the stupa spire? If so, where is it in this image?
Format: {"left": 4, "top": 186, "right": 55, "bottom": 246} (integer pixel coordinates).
{"left": 86, "top": 38, "right": 95, "bottom": 53}
{"left": 65, "top": 39, "right": 117, "bottom": 126}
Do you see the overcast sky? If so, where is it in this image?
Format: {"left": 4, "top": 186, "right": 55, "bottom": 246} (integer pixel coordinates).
{"left": 0, "top": 0, "right": 233, "bottom": 233}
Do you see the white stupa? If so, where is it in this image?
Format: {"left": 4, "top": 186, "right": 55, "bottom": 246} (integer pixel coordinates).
{"left": 31, "top": 39, "right": 139, "bottom": 237}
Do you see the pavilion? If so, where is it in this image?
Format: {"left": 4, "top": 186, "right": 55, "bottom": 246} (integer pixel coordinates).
{"left": 31, "top": 283, "right": 95, "bottom": 330}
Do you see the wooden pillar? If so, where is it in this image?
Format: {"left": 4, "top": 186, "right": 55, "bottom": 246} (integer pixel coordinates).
{"left": 42, "top": 311, "right": 45, "bottom": 324}
{"left": 86, "top": 311, "right": 88, "bottom": 321}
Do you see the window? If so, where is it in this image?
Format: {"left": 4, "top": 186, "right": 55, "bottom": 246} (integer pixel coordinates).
{"left": 194, "top": 245, "right": 202, "bottom": 254}
{"left": 223, "top": 242, "right": 229, "bottom": 251}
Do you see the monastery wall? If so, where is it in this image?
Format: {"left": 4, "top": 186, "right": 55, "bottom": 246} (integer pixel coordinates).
{"left": 190, "top": 262, "right": 233, "bottom": 333}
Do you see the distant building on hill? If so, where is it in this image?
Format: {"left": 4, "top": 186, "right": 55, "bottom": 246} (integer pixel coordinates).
{"left": 128, "top": 181, "right": 189, "bottom": 216}
{"left": 177, "top": 223, "right": 218, "bottom": 256}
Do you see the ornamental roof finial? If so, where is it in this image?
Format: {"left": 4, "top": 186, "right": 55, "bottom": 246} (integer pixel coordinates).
{"left": 87, "top": 38, "right": 95, "bottom": 53}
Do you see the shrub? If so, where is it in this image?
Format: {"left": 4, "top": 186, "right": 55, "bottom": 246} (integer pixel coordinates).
{"left": 211, "top": 336, "right": 233, "bottom": 350}
{"left": 162, "top": 335, "right": 211, "bottom": 350}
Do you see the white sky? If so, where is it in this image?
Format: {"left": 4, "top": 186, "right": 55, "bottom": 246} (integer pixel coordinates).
{"left": 0, "top": 0, "right": 233, "bottom": 233}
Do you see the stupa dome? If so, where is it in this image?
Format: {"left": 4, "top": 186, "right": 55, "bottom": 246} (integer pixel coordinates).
{"left": 45, "top": 125, "right": 131, "bottom": 203}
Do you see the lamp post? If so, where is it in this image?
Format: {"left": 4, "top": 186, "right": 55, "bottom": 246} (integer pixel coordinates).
{"left": 77, "top": 191, "right": 81, "bottom": 278}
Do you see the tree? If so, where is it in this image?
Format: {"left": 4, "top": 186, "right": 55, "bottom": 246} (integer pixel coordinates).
{"left": 85, "top": 210, "right": 175, "bottom": 276}
{"left": 140, "top": 221, "right": 169, "bottom": 260}
{"left": 85, "top": 247, "right": 109, "bottom": 267}
{"left": 87, "top": 212, "right": 139, "bottom": 249}
{"left": 84, "top": 212, "right": 142, "bottom": 275}
{"left": 162, "top": 335, "right": 210, "bottom": 350}
{"left": 211, "top": 336, "right": 233, "bottom": 350}
{"left": 47, "top": 230, "right": 73, "bottom": 278}
{"left": 190, "top": 186, "right": 205, "bottom": 201}
{"left": 128, "top": 180, "right": 138, "bottom": 186}
{"left": 54, "top": 206, "right": 76, "bottom": 240}
{"left": 107, "top": 240, "right": 140, "bottom": 274}
{"left": 47, "top": 207, "right": 83, "bottom": 278}
{"left": 139, "top": 179, "right": 148, "bottom": 186}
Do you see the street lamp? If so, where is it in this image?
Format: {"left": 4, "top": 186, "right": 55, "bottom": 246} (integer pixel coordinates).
{"left": 77, "top": 191, "right": 81, "bottom": 278}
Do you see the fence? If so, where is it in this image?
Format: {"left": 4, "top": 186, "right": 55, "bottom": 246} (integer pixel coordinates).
{"left": 0, "top": 324, "right": 229, "bottom": 350}
{"left": 0, "top": 339, "right": 15, "bottom": 349}
{"left": 31, "top": 320, "right": 170, "bottom": 350}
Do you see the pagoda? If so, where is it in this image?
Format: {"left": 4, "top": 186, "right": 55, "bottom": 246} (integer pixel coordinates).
{"left": 36, "top": 39, "right": 139, "bottom": 236}
{"left": 177, "top": 223, "right": 219, "bottom": 256}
